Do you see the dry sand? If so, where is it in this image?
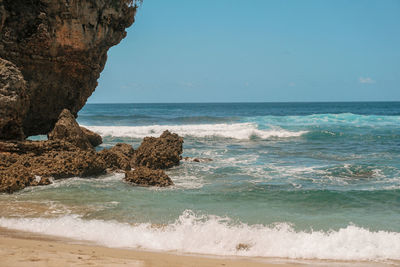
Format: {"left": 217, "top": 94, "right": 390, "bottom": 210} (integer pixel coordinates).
{"left": 0, "top": 227, "right": 395, "bottom": 267}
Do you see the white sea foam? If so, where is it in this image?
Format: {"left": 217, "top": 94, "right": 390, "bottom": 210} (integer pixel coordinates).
{"left": 0, "top": 211, "right": 399, "bottom": 261}
{"left": 252, "top": 113, "right": 400, "bottom": 127}
{"left": 83, "top": 123, "right": 307, "bottom": 140}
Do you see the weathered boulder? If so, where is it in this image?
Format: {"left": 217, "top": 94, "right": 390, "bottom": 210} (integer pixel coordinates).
{"left": 125, "top": 167, "right": 173, "bottom": 187}
{"left": 0, "top": 58, "right": 29, "bottom": 140}
{"left": 133, "top": 130, "right": 183, "bottom": 169}
{"left": 0, "top": 166, "right": 35, "bottom": 193}
{"left": 0, "top": 0, "right": 138, "bottom": 137}
{"left": 0, "top": 130, "right": 184, "bottom": 193}
{"left": 81, "top": 127, "right": 102, "bottom": 147}
{"left": 0, "top": 165, "right": 52, "bottom": 194}
{"left": 99, "top": 143, "right": 135, "bottom": 171}
{"left": 0, "top": 140, "right": 107, "bottom": 193}
{"left": 48, "top": 109, "right": 93, "bottom": 150}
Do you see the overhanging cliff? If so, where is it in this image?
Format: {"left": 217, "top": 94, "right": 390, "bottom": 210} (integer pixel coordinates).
{"left": 0, "top": 0, "right": 137, "bottom": 138}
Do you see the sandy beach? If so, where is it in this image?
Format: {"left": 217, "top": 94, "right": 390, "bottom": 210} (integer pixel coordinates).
{"left": 0, "top": 227, "right": 292, "bottom": 267}
{"left": 0, "top": 227, "right": 396, "bottom": 267}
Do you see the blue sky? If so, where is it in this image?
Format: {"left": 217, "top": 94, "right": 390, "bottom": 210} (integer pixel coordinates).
{"left": 88, "top": 0, "right": 400, "bottom": 103}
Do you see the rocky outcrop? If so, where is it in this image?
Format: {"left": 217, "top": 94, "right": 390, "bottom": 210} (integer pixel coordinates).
{"left": 81, "top": 127, "right": 102, "bottom": 147}
{"left": 0, "top": 0, "right": 138, "bottom": 137}
{"left": 0, "top": 166, "right": 51, "bottom": 194}
{"left": 133, "top": 130, "right": 184, "bottom": 169}
{"left": 0, "top": 139, "right": 107, "bottom": 193}
{"left": 48, "top": 109, "right": 93, "bottom": 150}
{"left": 1, "top": 116, "right": 183, "bottom": 193}
{"left": 46, "top": 109, "right": 102, "bottom": 149}
{"left": 0, "top": 58, "right": 28, "bottom": 140}
{"left": 99, "top": 131, "right": 184, "bottom": 173}
{"left": 99, "top": 143, "right": 135, "bottom": 171}
{"left": 125, "top": 167, "right": 173, "bottom": 187}
{"left": 0, "top": 0, "right": 188, "bottom": 192}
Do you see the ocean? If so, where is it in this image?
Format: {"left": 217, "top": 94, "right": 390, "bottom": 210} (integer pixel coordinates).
{"left": 1, "top": 102, "right": 400, "bottom": 262}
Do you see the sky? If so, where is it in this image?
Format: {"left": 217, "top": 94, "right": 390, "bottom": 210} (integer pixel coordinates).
{"left": 88, "top": 0, "right": 400, "bottom": 103}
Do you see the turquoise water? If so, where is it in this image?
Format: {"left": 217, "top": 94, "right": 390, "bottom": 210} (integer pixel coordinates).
{"left": 1, "top": 102, "right": 400, "bottom": 260}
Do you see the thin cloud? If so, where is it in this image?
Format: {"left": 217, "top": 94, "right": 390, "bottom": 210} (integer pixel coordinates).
{"left": 359, "top": 77, "right": 375, "bottom": 84}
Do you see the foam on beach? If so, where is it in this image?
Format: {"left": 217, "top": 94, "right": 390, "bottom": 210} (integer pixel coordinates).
{"left": 83, "top": 123, "right": 307, "bottom": 140}
{"left": 1, "top": 210, "right": 399, "bottom": 261}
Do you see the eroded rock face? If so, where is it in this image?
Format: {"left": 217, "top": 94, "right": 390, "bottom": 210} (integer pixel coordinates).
{"left": 125, "top": 167, "right": 173, "bottom": 187}
{"left": 0, "top": 0, "right": 137, "bottom": 136}
{"left": 0, "top": 129, "right": 184, "bottom": 193}
{"left": 81, "top": 127, "right": 102, "bottom": 147}
{"left": 0, "top": 165, "right": 51, "bottom": 194}
{"left": 0, "top": 58, "right": 29, "bottom": 140}
{"left": 99, "top": 143, "right": 135, "bottom": 171}
{"left": 0, "top": 140, "right": 107, "bottom": 193}
{"left": 48, "top": 109, "right": 93, "bottom": 150}
{"left": 133, "top": 130, "right": 184, "bottom": 169}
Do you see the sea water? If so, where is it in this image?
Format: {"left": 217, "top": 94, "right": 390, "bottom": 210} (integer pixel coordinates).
{"left": 1, "top": 102, "right": 400, "bottom": 261}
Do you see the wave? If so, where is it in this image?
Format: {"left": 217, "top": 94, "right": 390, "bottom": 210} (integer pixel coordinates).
{"left": 0, "top": 210, "right": 399, "bottom": 261}
{"left": 83, "top": 123, "right": 307, "bottom": 140}
{"left": 167, "top": 116, "right": 238, "bottom": 124}
{"left": 78, "top": 115, "right": 235, "bottom": 124}
{"left": 249, "top": 113, "right": 400, "bottom": 127}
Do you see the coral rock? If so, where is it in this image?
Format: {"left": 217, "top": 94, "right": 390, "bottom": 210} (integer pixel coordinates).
{"left": 81, "top": 127, "right": 103, "bottom": 147}
{"left": 125, "top": 167, "right": 173, "bottom": 187}
{"left": 0, "top": 166, "right": 35, "bottom": 193}
{"left": 0, "top": 140, "right": 107, "bottom": 193}
{"left": 133, "top": 130, "right": 183, "bottom": 169}
{"left": 99, "top": 143, "right": 135, "bottom": 171}
{"left": 48, "top": 109, "right": 93, "bottom": 150}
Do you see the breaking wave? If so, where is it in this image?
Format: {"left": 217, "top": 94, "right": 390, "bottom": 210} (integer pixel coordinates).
{"left": 83, "top": 123, "right": 307, "bottom": 140}
{"left": 1, "top": 210, "right": 399, "bottom": 261}
{"left": 249, "top": 113, "right": 400, "bottom": 127}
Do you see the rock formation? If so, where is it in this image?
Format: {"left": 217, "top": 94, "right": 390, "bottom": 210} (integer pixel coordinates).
{"left": 0, "top": 1, "right": 188, "bottom": 193}
{"left": 133, "top": 130, "right": 184, "bottom": 169}
{"left": 0, "top": 139, "right": 107, "bottom": 193}
{"left": 0, "top": 0, "right": 137, "bottom": 137}
{"left": 0, "top": 58, "right": 28, "bottom": 140}
{"left": 81, "top": 127, "right": 102, "bottom": 148}
{"left": 0, "top": 114, "right": 183, "bottom": 192}
{"left": 125, "top": 167, "right": 173, "bottom": 187}
{"left": 0, "top": 167, "right": 50, "bottom": 194}
{"left": 48, "top": 109, "right": 94, "bottom": 150}
{"left": 99, "top": 143, "right": 135, "bottom": 171}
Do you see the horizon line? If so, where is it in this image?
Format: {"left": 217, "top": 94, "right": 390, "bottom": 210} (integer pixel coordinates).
{"left": 86, "top": 100, "right": 400, "bottom": 104}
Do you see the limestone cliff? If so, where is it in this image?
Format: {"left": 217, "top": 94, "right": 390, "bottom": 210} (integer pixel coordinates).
{"left": 0, "top": 0, "right": 137, "bottom": 137}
